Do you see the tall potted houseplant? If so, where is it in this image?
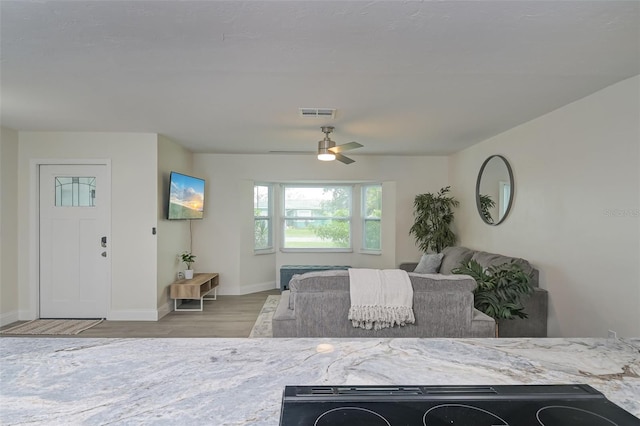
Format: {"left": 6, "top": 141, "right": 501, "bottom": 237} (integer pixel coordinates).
{"left": 453, "top": 260, "right": 533, "bottom": 337}
{"left": 409, "top": 186, "right": 459, "bottom": 253}
{"left": 180, "top": 251, "right": 196, "bottom": 279}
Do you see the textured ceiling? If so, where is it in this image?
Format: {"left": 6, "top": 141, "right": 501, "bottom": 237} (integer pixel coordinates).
{"left": 1, "top": 1, "right": 638, "bottom": 155}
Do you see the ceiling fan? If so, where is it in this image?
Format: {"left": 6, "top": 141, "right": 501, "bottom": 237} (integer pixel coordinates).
{"left": 316, "top": 126, "right": 363, "bottom": 164}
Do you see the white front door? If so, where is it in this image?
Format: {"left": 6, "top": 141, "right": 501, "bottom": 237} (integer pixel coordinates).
{"left": 39, "top": 164, "right": 110, "bottom": 318}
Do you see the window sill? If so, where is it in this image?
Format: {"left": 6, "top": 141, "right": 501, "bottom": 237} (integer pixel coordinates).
{"left": 280, "top": 248, "right": 353, "bottom": 253}
{"left": 254, "top": 248, "right": 275, "bottom": 255}
{"left": 359, "top": 250, "right": 382, "bottom": 256}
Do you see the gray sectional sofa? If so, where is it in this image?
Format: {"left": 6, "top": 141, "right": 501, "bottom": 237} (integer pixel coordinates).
{"left": 400, "top": 246, "right": 548, "bottom": 337}
{"left": 272, "top": 270, "right": 496, "bottom": 338}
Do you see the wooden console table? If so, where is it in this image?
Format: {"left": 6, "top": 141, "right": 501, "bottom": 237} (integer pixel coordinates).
{"left": 170, "top": 273, "right": 219, "bottom": 312}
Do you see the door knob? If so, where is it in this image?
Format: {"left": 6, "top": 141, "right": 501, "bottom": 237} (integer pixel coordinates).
{"left": 101, "top": 236, "right": 107, "bottom": 248}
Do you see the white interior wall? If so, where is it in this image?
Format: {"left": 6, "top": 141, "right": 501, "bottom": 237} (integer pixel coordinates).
{"left": 192, "top": 154, "right": 448, "bottom": 295}
{"left": 17, "top": 132, "right": 160, "bottom": 320}
{"left": 450, "top": 75, "right": 640, "bottom": 338}
{"left": 156, "top": 135, "right": 193, "bottom": 316}
{"left": 0, "top": 127, "right": 20, "bottom": 326}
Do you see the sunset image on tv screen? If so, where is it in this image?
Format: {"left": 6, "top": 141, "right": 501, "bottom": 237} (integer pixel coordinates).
{"left": 169, "top": 173, "right": 205, "bottom": 219}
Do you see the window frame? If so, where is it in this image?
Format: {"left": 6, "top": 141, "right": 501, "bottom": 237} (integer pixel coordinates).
{"left": 361, "top": 183, "right": 382, "bottom": 253}
{"left": 253, "top": 183, "right": 274, "bottom": 253}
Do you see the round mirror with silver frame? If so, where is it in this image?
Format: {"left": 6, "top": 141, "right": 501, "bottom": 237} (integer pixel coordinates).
{"left": 475, "top": 155, "right": 514, "bottom": 225}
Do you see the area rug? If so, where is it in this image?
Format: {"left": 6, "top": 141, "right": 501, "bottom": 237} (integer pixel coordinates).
{"left": 0, "top": 319, "right": 103, "bottom": 335}
{"left": 248, "top": 295, "right": 280, "bottom": 338}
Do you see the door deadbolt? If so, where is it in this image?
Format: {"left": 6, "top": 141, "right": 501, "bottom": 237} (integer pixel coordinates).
{"left": 101, "top": 236, "right": 107, "bottom": 248}
{"left": 101, "top": 251, "right": 107, "bottom": 257}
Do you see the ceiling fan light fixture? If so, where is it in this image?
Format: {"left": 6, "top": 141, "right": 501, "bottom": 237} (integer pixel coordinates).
{"left": 317, "top": 150, "right": 336, "bottom": 161}
{"left": 317, "top": 132, "right": 336, "bottom": 161}
{"left": 313, "top": 126, "right": 361, "bottom": 164}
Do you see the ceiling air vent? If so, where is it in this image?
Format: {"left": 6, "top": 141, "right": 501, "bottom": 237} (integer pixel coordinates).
{"left": 299, "top": 108, "right": 336, "bottom": 119}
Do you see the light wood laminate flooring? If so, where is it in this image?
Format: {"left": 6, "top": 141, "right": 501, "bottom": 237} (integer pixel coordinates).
{"left": 1, "top": 289, "right": 280, "bottom": 338}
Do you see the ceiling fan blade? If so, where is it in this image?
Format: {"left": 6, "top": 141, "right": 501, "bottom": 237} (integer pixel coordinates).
{"left": 329, "top": 141, "right": 363, "bottom": 153}
{"left": 335, "top": 153, "right": 355, "bottom": 164}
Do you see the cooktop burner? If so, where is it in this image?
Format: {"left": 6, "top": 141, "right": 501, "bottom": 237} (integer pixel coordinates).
{"left": 279, "top": 384, "right": 640, "bottom": 426}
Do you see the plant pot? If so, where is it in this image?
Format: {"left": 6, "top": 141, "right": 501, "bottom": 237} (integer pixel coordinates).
{"left": 184, "top": 269, "right": 194, "bottom": 280}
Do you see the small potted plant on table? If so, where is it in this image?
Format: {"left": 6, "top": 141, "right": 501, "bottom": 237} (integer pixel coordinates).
{"left": 180, "top": 251, "right": 196, "bottom": 279}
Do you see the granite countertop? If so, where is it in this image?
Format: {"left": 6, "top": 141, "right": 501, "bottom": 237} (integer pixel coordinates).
{"left": 1, "top": 337, "right": 639, "bottom": 425}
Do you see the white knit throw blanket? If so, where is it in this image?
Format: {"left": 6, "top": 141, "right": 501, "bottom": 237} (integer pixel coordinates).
{"left": 348, "top": 268, "right": 415, "bottom": 330}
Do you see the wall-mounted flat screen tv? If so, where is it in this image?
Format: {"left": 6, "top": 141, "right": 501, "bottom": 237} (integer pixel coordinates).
{"left": 168, "top": 171, "right": 205, "bottom": 220}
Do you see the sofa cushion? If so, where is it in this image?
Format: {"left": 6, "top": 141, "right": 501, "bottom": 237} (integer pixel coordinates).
{"left": 439, "top": 246, "right": 475, "bottom": 274}
{"left": 471, "top": 251, "right": 535, "bottom": 280}
{"left": 413, "top": 253, "right": 444, "bottom": 273}
{"left": 289, "top": 270, "right": 350, "bottom": 292}
{"left": 288, "top": 270, "right": 351, "bottom": 310}
{"left": 409, "top": 273, "right": 476, "bottom": 292}
{"left": 288, "top": 270, "right": 477, "bottom": 310}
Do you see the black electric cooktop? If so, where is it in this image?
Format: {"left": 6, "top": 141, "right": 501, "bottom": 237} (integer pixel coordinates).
{"left": 279, "top": 384, "right": 640, "bottom": 425}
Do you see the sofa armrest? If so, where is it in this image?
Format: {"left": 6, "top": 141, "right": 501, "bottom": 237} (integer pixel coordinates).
{"left": 272, "top": 291, "right": 296, "bottom": 337}
{"left": 498, "top": 287, "right": 548, "bottom": 337}
{"left": 398, "top": 262, "right": 418, "bottom": 272}
{"left": 471, "top": 309, "right": 496, "bottom": 338}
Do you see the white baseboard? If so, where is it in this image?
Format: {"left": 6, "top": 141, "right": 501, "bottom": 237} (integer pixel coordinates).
{"left": 157, "top": 301, "right": 172, "bottom": 319}
{"left": 105, "top": 283, "right": 275, "bottom": 319}
{"left": 238, "top": 281, "right": 277, "bottom": 295}
{"left": 107, "top": 309, "right": 160, "bottom": 321}
{"left": 19, "top": 310, "right": 36, "bottom": 321}
{"left": 5, "top": 308, "right": 163, "bottom": 323}
{"left": 218, "top": 281, "right": 276, "bottom": 295}
{"left": 0, "top": 310, "right": 20, "bottom": 327}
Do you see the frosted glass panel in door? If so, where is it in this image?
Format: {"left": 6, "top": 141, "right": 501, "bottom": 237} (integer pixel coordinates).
{"left": 55, "top": 177, "right": 96, "bottom": 207}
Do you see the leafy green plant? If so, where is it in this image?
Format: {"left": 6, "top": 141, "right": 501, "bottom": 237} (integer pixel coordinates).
{"left": 409, "top": 186, "right": 459, "bottom": 253}
{"left": 453, "top": 259, "right": 533, "bottom": 336}
{"left": 180, "top": 251, "right": 196, "bottom": 270}
{"left": 312, "top": 188, "right": 351, "bottom": 246}
{"left": 364, "top": 220, "right": 381, "bottom": 250}
{"left": 479, "top": 194, "right": 496, "bottom": 224}
{"left": 313, "top": 218, "right": 350, "bottom": 247}
{"left": 254, "top": 215, "right": 269, "bottom": 249}
{"left": 312, "top": 201, "right": 350, "bottom": 247}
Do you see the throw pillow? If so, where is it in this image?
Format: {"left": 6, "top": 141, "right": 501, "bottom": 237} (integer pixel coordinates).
{"left": 439, "top": 246, "right": 475, "bottom": 274}
{"left": 413, "top": 253, "right": 444, "bottom": 274}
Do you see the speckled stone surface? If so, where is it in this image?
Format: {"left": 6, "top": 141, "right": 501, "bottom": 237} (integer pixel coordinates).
{"left": 1, "top": 337, "right": 638, "bottom": 425}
